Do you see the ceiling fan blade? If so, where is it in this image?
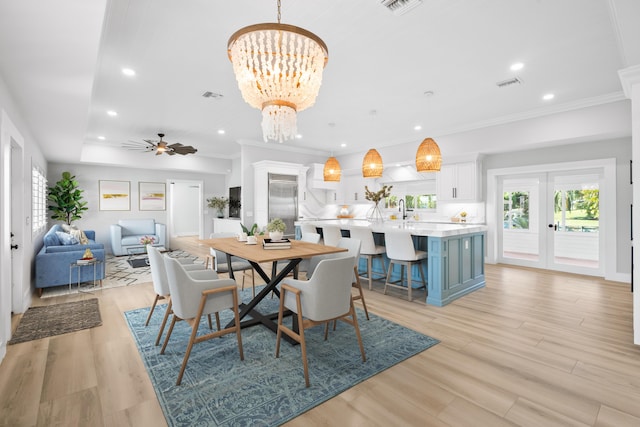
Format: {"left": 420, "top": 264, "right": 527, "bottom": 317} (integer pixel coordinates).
{"left": 169, "top": 143, "right": 197, "bottom": 155}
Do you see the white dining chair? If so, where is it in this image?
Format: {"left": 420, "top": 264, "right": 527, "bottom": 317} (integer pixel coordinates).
{"left": 307, "top": 237, "right": 369, "bottom": 320}
{"left": 275, "top": 256, "right": 366, "bottom": 387}
{"left": 161, "top": 257, "right": 244, "bottom": 385}
{"left": 207, "top": 232, "right": 256, "bottom": 297}
{"left": 384, "top": 230, "right": 427, "bottom": 302}
{"left": 145, "top": 245, "right": 218, "bottom": 345}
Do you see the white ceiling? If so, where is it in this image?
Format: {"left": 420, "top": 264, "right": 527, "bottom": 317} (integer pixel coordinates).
{"left": 0, "top": 0, "right": 638, "bottom": 170}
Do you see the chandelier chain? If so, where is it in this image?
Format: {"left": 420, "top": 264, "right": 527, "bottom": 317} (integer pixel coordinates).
{"left": 277, "top": 0, "right": 281, "bottom": 23}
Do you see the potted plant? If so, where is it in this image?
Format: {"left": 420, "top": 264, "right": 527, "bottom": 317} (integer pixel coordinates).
{"left": 47, "top": 171, "right": 89, "bottom": 226}
{"left": 240, "top": 223, "right": 262, "bottom": 237}
{"left": 207, "top": 196, "right": 228, "bottom": 218}
{"left": 266, "top": 218, "right": 286, "bottom": 241}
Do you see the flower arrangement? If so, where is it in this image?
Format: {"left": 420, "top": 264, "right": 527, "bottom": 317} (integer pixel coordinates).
{"left": 266, "top": 218, "right": 286, "bottom": 233}
{"left": 207, "top": 196, "right": 229, "bottom": 210}
{"left": 140, "top": 235, "right": 155, "bottom": 245}
{"left": 364, "top": 185, "right": 393, "bottom": 203}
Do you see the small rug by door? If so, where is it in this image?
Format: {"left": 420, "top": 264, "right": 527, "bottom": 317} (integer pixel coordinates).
{"left": 125, "top": 287, "right": 439, "bottom": 427}
{"left": 9, "top": 298, "right": 102, "bottom": 344}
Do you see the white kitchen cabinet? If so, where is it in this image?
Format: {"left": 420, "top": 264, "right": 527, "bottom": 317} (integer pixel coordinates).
{"left": 332, "top": 174, "right": 367, "bottom": 204}
{"left": 437, "top": 161, "right": 479, "bottom": 202}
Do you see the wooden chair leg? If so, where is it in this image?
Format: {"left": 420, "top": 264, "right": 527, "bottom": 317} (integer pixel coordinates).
{"left": 215, "top": 312, "right": 221, "bottom": 331}
{"left": 145, "top": 294, "right": 160, "bottom": 326}
{"left": 275, "top": 289, "right": 286, "bottom": 358}
{"left": 349, "top": 298, "right": 366, "bottom": 362}
{"left": 294, "top": 293, "right": 310, "bottom": 388}
{"left": 207, "top": 314, "right": 213, "bottom": 330}
{"left": 231, "top": 290, "right": 244, "bottom": 360}
{"left": 176, "top": 315, "right": 201, "bottom": 386}
{"left": 160, "top": 315, "right": 178, "bottom": 354}
{"left": 155, "top": 298, "right": 172, "bottom": 346}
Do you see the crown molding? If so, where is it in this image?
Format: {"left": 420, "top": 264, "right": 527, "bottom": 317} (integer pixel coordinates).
{"left": 619, "top": 65, "right": 640, "bottom": 98}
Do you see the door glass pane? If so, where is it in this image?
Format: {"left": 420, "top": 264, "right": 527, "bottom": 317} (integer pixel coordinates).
{"left": 552, "top": 174, "right": 599, "bottom": 268}
{"left": 502, "top": 178, "right": 539, "bottom": 262}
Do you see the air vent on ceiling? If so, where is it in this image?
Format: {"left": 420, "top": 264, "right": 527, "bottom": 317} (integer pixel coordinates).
{"left": 202, "top": 91, "right": 223, "bottom": 99}
{"left": 380, "top": 0, "right": 423, "bottom": 16}
{"left": 496, "top": 77, "right": 523, "bottom": 88}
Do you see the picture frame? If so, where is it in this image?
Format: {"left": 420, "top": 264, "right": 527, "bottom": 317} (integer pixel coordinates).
{"left": 139, "top": 182, "right": 166, "bottom": 211}
{"left": 99, "top": 180, "right": 130, "bottom": 211}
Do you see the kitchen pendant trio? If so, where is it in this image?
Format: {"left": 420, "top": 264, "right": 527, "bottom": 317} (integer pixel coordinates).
{"left": 323, "top": 138, "right": 442, "bottom": 183}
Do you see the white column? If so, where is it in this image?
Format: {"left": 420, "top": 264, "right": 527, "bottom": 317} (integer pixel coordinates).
{"left": 619, "top": 64, "right": 640, "bottom": 345}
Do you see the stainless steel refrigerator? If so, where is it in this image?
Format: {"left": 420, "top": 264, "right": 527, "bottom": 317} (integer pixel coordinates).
{"left": 268, "top": 173, "right": 298, "bottom": 238}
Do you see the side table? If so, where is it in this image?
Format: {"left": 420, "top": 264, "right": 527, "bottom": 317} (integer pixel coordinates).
{"left": 69, "top": 259, "right": 104, "bottom": 293}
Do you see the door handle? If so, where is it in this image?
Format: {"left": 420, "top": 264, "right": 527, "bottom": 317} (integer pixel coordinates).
{"left": 548, "top": 224, "right": 557, "bottom": 231}
{"left": 11, "top": 244, "right": 18, "bottom": 250}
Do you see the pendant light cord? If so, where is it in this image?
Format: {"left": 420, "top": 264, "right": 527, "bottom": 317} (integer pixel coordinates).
{"left": 277, "top": 0, "right": 281, "bottom": 23}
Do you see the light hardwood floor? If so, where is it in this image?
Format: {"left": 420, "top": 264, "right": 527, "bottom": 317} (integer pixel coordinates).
{"left": 1, "top": 236, "right": 639, "bottom": 426}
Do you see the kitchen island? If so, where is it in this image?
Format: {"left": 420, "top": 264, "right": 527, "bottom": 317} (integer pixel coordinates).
{"left": 295, "top": 219, "right": 487, "bottom": 306}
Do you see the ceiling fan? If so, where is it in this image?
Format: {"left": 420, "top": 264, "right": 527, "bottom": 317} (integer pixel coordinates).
{"left": 123, "top": 133, "right": 197, "bottom": 156}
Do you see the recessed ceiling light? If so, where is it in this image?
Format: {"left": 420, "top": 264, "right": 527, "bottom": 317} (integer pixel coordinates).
{"left": 295, "top": 134, "right": 303, "bottom": 139}
{"left": 121, "top": 68, "right": 136, "bottom": 76}
{"left": 107, "top": 110, "right": 118, "bottom": 117}
{"left": 414, "top": 125, "right": 422, "bottom": 131}
{"left": 217, "top": 129, "right": 225, "bottom": 135}
{"left": 510, "top": 62, "right": 524, "bottom": 71}
{"left": 543, "top": 93, "right": 555, "bottom": 100}
{"left": 341, "top": 143, "right": 347, "bottom": 148}
{"left": 97, "top": 135, "right": 105, "bottom": 140}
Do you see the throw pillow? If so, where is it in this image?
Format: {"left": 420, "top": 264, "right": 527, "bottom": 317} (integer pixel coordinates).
{"left": 55, "top": 231, "right": 79, "bottom": 245}
{"left": 70, "top": 229, "right": 89, "bottom": 245}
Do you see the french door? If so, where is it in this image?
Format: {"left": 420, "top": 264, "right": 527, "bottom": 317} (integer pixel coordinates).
{"left": 499, "top": 169, "right": 603, "bottom": 276}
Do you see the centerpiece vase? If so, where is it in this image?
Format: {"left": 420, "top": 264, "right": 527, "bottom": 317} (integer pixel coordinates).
{"left": 366, "top": 203, "right": 384, "bottom": 222}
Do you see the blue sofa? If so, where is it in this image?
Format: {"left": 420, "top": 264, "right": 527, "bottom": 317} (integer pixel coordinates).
{"left": 110, "top": 218, "right": 166, "bottom": 256}
{"left": 35, "top": 224, "right": 106, "bottom": 294}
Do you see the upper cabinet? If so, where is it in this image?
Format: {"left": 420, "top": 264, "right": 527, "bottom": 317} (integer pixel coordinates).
{"left": 436, "top": 159, "right": 481, "bottom": 202}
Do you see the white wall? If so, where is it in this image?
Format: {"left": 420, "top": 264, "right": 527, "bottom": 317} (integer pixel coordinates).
{"left": 47, "top": 163, "right": 226, "bottom": 252}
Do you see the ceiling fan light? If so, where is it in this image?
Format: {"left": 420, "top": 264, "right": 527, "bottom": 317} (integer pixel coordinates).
{"left": 323, "top": 156, "right": 341, "bottom": 182}
{"left": 362, "top": 149, "right": 383, "bottom": 178}
{"left": 227, "top": 1, "right": 328, "bottom": 143}
{"left": 415, "top": 137, "right": 442, "bottom": 172}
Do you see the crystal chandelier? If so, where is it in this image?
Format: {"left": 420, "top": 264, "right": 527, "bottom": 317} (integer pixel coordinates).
{"left": 227, "top": 0, "right": 329, "bottom": 143}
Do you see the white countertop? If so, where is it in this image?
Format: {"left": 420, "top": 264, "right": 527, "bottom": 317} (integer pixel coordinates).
{"left": 295, "top": 219, "right": 487, "bottom": 237}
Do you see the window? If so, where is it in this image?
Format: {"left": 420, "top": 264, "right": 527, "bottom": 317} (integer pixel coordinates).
{"left": 503, "top": 191, "right": 529, "bottom": 229}
{"left": 32, "top": 165, "right": 47, "bottom": 235}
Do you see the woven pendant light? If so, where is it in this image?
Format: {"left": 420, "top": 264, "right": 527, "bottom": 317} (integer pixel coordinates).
{"left": 362, "top": 149, "right": 383, "bottom": 178}
{"left": 323, "top": 156, "right": 341, "bottom": 182}
{"left": 415, "top": 137, "right": 442, "bottom": 172}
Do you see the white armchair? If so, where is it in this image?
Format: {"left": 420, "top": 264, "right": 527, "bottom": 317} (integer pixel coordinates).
{"left": 161, "top": 257, "right": 244, "bottom": 385}
{"left": 275, "top": 256, "right": 366, "bottom": 387}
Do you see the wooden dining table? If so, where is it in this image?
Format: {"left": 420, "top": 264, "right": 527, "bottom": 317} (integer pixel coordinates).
{"left": 199, "top": 236, "right": 347, "bottom": 341}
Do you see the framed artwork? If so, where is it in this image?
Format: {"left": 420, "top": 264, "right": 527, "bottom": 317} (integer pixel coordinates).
{"left": 139, "top": 181, "right": 166, "bottom": 211}
{"left": 99, "top": 180, "right": 130, "bottom": 211}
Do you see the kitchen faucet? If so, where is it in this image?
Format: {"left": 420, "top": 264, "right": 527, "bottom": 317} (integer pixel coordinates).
{"left": 398, "top": 199, "right": 407, "bottom": 220}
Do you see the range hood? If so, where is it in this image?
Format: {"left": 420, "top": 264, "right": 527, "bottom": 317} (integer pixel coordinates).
{"left": 381, "top": 165, "right": 436, "bottom": 183}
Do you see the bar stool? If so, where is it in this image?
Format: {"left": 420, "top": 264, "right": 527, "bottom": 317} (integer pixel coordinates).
{"left": 321, "top": 225, "right": 342, "bottom": 247}
{"left": 383, "top": 230, "right": 426, "bottom": 301}
{"left": 349, "top": 226, "right": 387, "bottom": 290}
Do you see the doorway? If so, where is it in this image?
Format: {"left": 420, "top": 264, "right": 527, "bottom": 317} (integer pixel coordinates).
{"left": 487, "top": 159, "right": 617, "bottom": 279}
{"left": 498, "top": 170, "right": 603, "bottom": 276}
{"left": 167, "top": 180, "right": 204, "bottom": 243}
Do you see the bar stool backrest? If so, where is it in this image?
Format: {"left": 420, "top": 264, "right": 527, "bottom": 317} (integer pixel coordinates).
{"left": 385, "top": 230, "right": 418, "bottom": 261}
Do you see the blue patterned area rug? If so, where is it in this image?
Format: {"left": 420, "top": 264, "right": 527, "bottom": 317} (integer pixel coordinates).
{"left": 124, "top": 287, "right": 439, "bottom": 427}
